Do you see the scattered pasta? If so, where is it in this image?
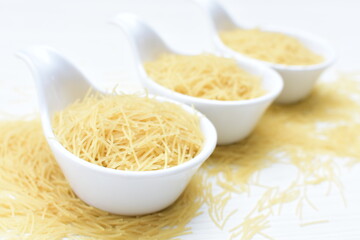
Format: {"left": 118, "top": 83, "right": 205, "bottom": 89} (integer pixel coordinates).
{"left": 0, "top": 74, "right": 360, "bottom": 239}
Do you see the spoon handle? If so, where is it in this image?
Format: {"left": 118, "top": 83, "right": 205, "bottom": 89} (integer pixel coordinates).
{"left": 191, "top": 0, "right": 243, "bottom": 56}
{"left": 111, "top": 13, "right": 171, "bottom": 63}
{"left": 17, "top": 46, "right": 94, "bottom": 117}
{"left": 193, "top": 0, "right": 237, "bottom": 32}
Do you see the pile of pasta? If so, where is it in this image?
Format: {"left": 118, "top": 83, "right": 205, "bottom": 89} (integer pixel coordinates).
{"left": 52, "top": 94, "right": 203, "bottom": 171}
{"left": 220, "top": 28, "right": 324, "bottom": 65}
{"left": 144, "top": 54, "right": 264, "bottom": 101}
{"left": 1, "top": 74, "right": 360, "bottom": 239}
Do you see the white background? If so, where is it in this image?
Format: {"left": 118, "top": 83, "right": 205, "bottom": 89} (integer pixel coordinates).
{"left": 1, "top": 0, "right": 360, "bottom": 239}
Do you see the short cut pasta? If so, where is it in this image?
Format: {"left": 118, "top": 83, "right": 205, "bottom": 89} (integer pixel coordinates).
{"left": 220, "top": 29, "right": 323, "bottom": 65}
{"left": 144, "top": 54, "right": 264, "bottom": 101}
{"left": 52, "top": 94, "right": 203, "bottom": 171}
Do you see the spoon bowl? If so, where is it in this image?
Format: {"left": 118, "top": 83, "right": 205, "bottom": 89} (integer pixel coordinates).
{"left": 194, "top": 0, "right": 336, "bottom": 104}
{"left": 112, "top": 13, "right": 283, "bottom": 145}
{"left": 17, "top": 46, "right": 217, "bottom": 215}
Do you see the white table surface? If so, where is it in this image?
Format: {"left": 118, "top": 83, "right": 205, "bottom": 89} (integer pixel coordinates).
{"left": 1, "top": 0, "right": 360, "bottom": 239}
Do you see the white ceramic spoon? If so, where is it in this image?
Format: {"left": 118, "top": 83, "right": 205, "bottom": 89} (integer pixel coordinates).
{"left": 111, "top": 13, "right": 283, "bottom": 145}
{"left": 194, "top": 0, "right": 336, "bottom": 104}
{"left": 17, "top": 46, "right": 217, "bottom": 216}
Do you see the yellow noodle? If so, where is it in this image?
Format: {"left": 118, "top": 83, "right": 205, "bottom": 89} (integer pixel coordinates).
{"left": 0, "top": 121, "right": 203, "bottom": 239}
{"left": 144, "top": 53, "right": 264, "bottom": 101}
{"left": 300, "top": 219, "right": 329, "bottom": 227}
{"left": 0, "top": 74, "right": 360, "bottom": 239}
{"left": 220, "top": 28, "right": 323, "bottom": 65}
{"left": 52, "top": 94, "right": 203, "bottom": 171}
{"left": 200, "top": 74, "right": 360, "bottom": 238}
